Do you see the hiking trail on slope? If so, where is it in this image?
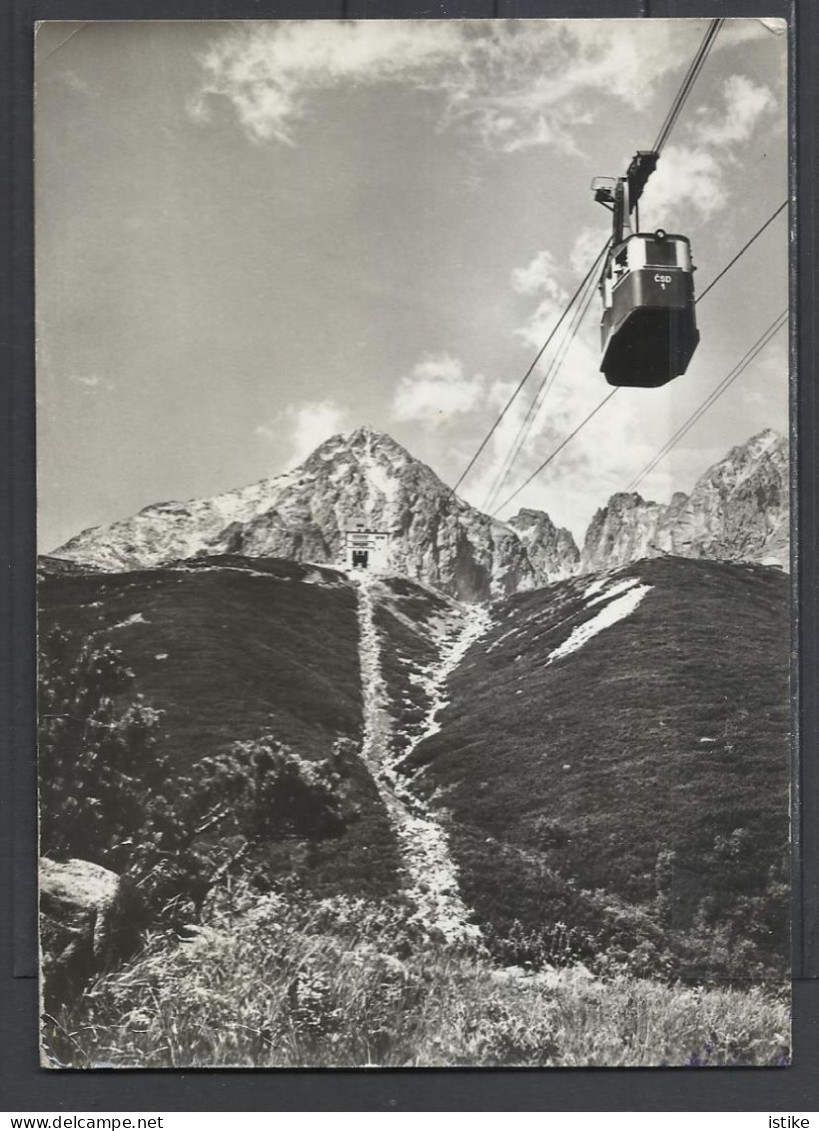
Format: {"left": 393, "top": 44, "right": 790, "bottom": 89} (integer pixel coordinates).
{"left": 354, "top": 576, "right": 489, "bottom": 945}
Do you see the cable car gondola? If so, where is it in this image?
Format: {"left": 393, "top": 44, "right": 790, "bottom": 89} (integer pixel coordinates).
{"left": 593, "top": 151, "right": 700, "bottom": 388}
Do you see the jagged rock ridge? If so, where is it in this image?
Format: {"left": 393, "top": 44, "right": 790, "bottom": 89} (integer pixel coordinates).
{"left": 580, "top": 429, "right": 788, "bottom": 572}
{"left": 56, "top": 428, "right": 538, "bottom": 601}
{"left": 53, "top": 426, "right": 788, "bottom": 595}
{"left": 506, "top": 508, "right": 580, "bottom": 582}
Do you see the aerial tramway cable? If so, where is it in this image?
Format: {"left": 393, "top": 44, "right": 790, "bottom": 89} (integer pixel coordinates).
{"left": 695, "top": 200, "right": 788, "bottom": 304}
{"left": 491, "top": 390, "right": 619, "bottom": 516}
{"left": 625, "top": 309, "right": 788, "bottom": 491}
{"left": 652, "top": 19, "right": 724, "bottom": 154}
{"left": 451, "top": 21, "right": 723, "bottom": 500}
{"left": 449, "top": 245, "right": 608, "bottom": 498}
{"left": 481, "top": 241, "right": 608, "bottom": 514}
{"left": 486, "top": 200, "right": 788, "bottom": 515}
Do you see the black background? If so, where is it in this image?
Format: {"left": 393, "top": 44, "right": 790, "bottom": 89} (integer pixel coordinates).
{"left": 3, "top": 0, "right": 818, "bottom": 1111}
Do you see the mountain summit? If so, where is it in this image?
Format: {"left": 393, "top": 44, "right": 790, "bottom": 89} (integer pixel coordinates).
{"left": 581, "top": 429, "right": 789, "bottom": 572}
{"left": 52, "top": 427, "right": 788, "bottom": 596}
{"left": 56, "top": 428, "right": 547, "bottom": 600}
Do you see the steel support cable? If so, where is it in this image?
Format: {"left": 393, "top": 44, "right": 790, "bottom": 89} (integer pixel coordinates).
{"left": 487, "top": 206, "right": 788, "bottom": 518}
{"left": 482, "top": 278, "right": 598, "bottom": 514}
{"left": 482, "top": 258, "right": 603, "bottom": 514}
{"left": 652, "top": 31, "right": 711, "bottom": 153}
{"left": 653, "top": 20, "right": 724, "bottom": 154}
{"left": 625, "top": 309, "right": 788, "bottom": 491}
{"left": 481, "top": 244, "right": 605, "bottom": 512}
{"left": 695, "top": 200, "right": 788, "bottom": 304}
{"left": 481, "top": 181, "right": 785, "bottom": 513}
{"left": 449, "top": 241, "right": 610, "bottom": 499}
{"left": 452, "top": 22, "right": 722, "bottom": 502}
{"left": 492, "top": 389, "right": 619, "bottom": 517}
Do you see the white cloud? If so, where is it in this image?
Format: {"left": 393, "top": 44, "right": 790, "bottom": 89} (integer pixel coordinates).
{"left": 640, "top": 144, "right": 727, "bottom": 223}
{"left": 259, "top": 398, "right": 350, "bottom": 462}
{"left": 464, "top": 361, "right": 659, "bottom": 535}
{"left": 640, "top": 73, "right": 776, "bottom": 225}
{"left": 509, "top": 227, "right": 609, "bottom": 355}
{"left": 512, "top": 249, "right": 563, "bottom": 298}
{"left": 392, "top": 353, "right": 484, "bottom": 425}
{"left": 570, "top": 227, "right": 609, "bottom": 277}
{"left": 696, "top": 73, "right": 775, "bottom": 146}
{"left": 190, "top": 19, "right": 724, "bottom": 152}
{"left": 459, "top": 321, "right": 612, "bottom": 517}
{"left": 511, "top": 249, "right": 573, "bottom": 349}
{"left": 191, "top": 21, "right": 468, "bottom": 145}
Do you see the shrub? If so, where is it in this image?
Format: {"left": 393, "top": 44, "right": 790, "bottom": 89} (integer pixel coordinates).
{"left": 39, "top": 631, "right": 352, "bottom": 935}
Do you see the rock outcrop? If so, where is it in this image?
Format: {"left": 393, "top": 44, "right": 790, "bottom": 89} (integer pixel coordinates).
{"left": 40, "top": 858, "right": 143, "bottom": 1010}
{"left": 581, "top": 430, "right": 788, "bottom": 573}
{"left": 580, "top": 493, "right": 666, "bottom": 574}
{"left": 506, "top": 508, "right": 580, "bottom": 583}
{"left": 665, "top": 428, "right": 789, "bottom": 567}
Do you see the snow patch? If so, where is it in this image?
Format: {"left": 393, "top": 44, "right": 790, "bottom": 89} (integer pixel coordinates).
{"left": 302, "top": 568, "right": 345, "bottom": 587}
{"left": 582, "top": 576, "right": 608, "bottom": 599}
{"left": 548, "top": 584, "right": 652, "bottom": 664}
{"left": 109, "top": 612, "right": 148, "bottom": 630}
{"left": 587, "top": 576, "right": 641, "bottom": 607}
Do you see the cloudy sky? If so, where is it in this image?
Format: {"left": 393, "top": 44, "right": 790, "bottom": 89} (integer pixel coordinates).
{"left": 36, "top": 18, "right": 788, "bottom": 550}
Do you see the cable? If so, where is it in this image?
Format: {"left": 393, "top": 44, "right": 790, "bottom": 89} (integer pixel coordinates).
{"left": 480, "top": 25, "right": 728, "bottom": 512}
{"left": 452, "top": 21, "right": 723, "bottom": 501}
{"left": 481, "top": 277, "right": 597, "bottom": 514}
{"left": 492, "top": 306, "right": 786, "bottom": 517}
{"left": 695, "top": 200, "right": 788, "bottom": 304}
{"left": 491, "top": 389, "right": 619, "bottom": 517}
{"left": 626, "top": 309, "right": 788, "bottom": 491}
{"left": 653, "top": 20, "right": 724, "bottom": 154}
{"left": 652, "top": 33, "right": 709, "bottom": 153}
{"left": 481, "top": 242, "right": 607, "bottom": 513}
{"left": 486, "top": 256, "right": 601, "bottom": 508}
{"left": 449, "top": 243, "right": 609, "bottom": 498}
{"left": 487, "top": 202, "right": 788, "bottom": 514}
{"left": 451, "top": 18, "right": 731, "bottom": 507}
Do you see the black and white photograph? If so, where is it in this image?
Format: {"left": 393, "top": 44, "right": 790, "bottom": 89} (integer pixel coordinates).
{"left": 35, "top": 17, "right": 791, "bottom": 1069}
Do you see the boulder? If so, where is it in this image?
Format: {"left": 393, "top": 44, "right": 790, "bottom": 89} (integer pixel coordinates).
{"left": 39, "top": 857, "right": 143, "bottom": 1010}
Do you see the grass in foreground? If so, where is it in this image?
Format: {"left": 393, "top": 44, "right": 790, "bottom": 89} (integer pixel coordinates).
{"left": 42, "top": 887, "right": 790, "bottom": 1069}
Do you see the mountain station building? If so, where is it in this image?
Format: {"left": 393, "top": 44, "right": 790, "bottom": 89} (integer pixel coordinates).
{"left": 343, "top": 526, "right": 390, "bottom": 572}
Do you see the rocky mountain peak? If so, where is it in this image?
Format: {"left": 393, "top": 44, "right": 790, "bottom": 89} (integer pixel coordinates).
{"left": 53, "top": 428, "right": 540, "bottom": 601}
{"left": 506, "top": 508, "right": 580, "bottom": 583}
{"left": 50, "top": 426, "right": 788, "bottom": 596}
{"left": 309, "top": 425, "right": 410, "bottom": 462}
{"left": 580, "top": 492, "right": 666, "bottom": 573}
{"left": 667, "top": 428, "right": 788, "bottom": 567}
{"left": 579, "top": 430, "right": 789, "bottom": 573}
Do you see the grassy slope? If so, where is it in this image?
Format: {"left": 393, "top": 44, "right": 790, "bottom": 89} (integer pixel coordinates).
{"left": 405, "top": 558, "right": 790, "bottom": 976}
{"left": 38, "top": 555, "right": 401, "bottom": 898}
{"left": 38, "top": 555, "right": 792, "bottom": 1065}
